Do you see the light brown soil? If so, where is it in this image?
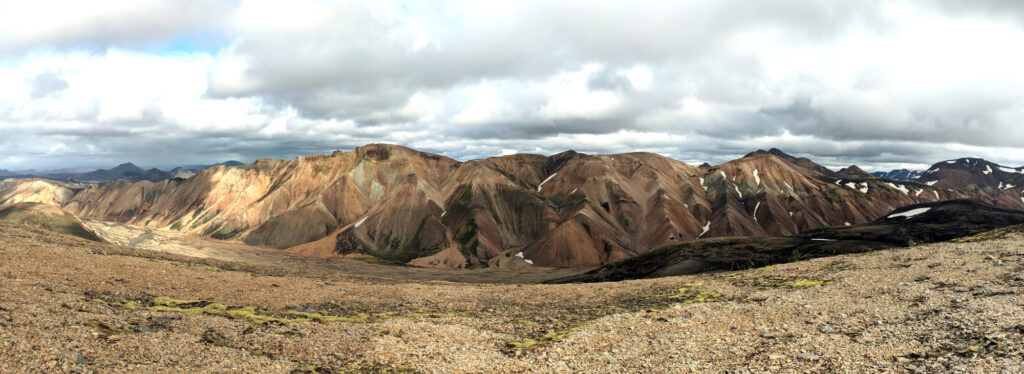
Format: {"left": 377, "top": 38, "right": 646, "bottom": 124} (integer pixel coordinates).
{"left": 1, "top": 221, "right": 1022, "bottom": 373}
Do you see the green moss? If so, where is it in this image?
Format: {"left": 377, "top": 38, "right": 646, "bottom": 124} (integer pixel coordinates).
{"left": 951, "top": 224, "right": 1024, "bottom": 243}
{"left": 730, "top": 275, "right": 833, "bottom": 289}
{"left": 86, "top": 321, "right": 134, "bottom": 339}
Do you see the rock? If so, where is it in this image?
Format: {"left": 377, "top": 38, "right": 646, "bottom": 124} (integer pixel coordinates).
{"left": 818, "top": 325, "right": 834, "bottom": 333}
{"left": 798, "top": 353, "right": 820, "bottom": 361}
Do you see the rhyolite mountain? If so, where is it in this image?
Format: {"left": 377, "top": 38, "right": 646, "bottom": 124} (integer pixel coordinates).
{"left": 547, "top": 199, "right": 1024, "bottom": 283}
{"left": 918, "top": 158, "right": 1024, "bottom": 190}
{"left": 745, "top": 148, "right": 839, "bottom": 177}
{"left": 871, "top": 169, "right": 923, "bottom": 181}
{"left": 29, "top": 144, "right": 1019, "bottom": 269}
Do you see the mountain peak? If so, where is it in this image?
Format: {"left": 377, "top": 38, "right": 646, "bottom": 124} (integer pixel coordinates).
{"left": 838, "top": 165, "right": 873, "bottom": 179}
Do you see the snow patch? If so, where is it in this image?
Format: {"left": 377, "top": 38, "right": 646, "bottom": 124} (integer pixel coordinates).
{"left": 998, "top": 166, "right": 1024, "bottom": 174}
{"left": 516, "top": 252, "right": 524, "bottom": 258}
{"left": 933, "top": 191, "right": 939, "bottom": 200}
{"left": 925, "top": 180, "right": 938, "bottom": 186}
{"left": 811, "top": 238, "right": 836, "bottom": 242}
{"left": 945, "top": 160, "right": 956, "bottom": 164}
{"left": 719, "top": 171, "right": 727, "bottom": 179}
{"left": 570, "top": 188, "right": 578, "bottom": 194}
{"left": 789, "top": 211, "right": 793, "bottom": 217}
{"left": 983, "top": 165, "right": 992, "bottom": 175}
{"left": 753, "top": 202, "right": 760, "bottom": 221}
{"left": 699, "top": 177, "right": 705, "bottom": 186}
{"left": 537, "top": 173, "right": 557, "bottom": 192}
{"left": 783, "top": 181, "right": 794, "bottom": 191}
{"left": 1005, "top": 184, "right": 1016, "bottom": 189}
{"left": 440, "top": 211, "right": 446, "bottom": 217}
{"left": 844, "top": 222, "right": 851, "bottom": 226}
{"left": 697, "top": 221, "right": 710, "bottom": 238}
{"left": 733, "top": 184, "right": 742, "bottom": 198}
{"left": 354, "top": 216, "right": 369, "bottom": 228}
{"left": 914, "top": 188, "right": 923, "bottom": 197}
{"left": 886, "top": 182, "right": 909, "bottom": 195}
{"left": 753, "top": 169, "right": 760, "bottom": 185}
{"left": 888, "top": 207, "right": 931, "bottom": 219}
{"left": 859, "top": 183, "right": 869, "bottom": 194}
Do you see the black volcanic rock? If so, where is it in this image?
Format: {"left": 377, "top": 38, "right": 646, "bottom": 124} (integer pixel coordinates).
{"left": 871, "top": 169, "right": 923, "bottom": 181}
{"left": 548, "top": 199, "right": 1024, "bottom": 283}
{"left": 698, "top": 162, "right": 712, "bottom": 168}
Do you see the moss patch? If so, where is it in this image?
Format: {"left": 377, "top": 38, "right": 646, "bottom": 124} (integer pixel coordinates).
{"left": 729, "top": 275, "right": 833, "bottom": 289}
{"left": 951, "top": 224, "right": 1024, "bottom": 243}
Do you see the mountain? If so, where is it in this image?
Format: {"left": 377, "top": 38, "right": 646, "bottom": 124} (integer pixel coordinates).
{"left": 698, "top": 162, "right": 712, "bottom": 168}
{"left": 0, "top": 202, "right": 103, "bottom": 242}
{"left": 871, "top": 169, "right": 923, "bottom": 181}
{"left": 837, "top": 165, "right": 874, "bottom": 179}
{"left": 744, "top": 148, "right": 839, "bottom": 177}
{"left": 51, "top": 144, "right": 1024, "bottom": 268}
{"left": 75, "top": 162, "right": 146, "bottom": 182}
{"left": 0, "top": 169, "right": 10, "bottom": 176}
{"left": 182, "top": 160, "right": 245, "bottom": 173}
{"left": 169, "top": 167, "right": 195, "bottom": 179}
{"left": 548, "top": 199, "right": 1024, "bottom": 283}
{"left": 918, "top": 158, "right": 1024, "bottom": 190}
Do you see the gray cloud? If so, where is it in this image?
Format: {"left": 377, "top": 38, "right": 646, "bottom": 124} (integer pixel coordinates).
{"left": 1, "top": 0, "right": 1023, "bottom": 172}
{"left": 27, "top": 72, "right": 69, "bottom": 99}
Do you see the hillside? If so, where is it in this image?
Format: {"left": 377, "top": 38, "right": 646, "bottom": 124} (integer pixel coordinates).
{"left": 549, "top": 199, "right": 1024, "bottom": 283}
{"left": 919, "top": 158, "right": 1024, "bottom": 190}
{"left": 0, "top": 144, "right": 1016, "bottom": 268}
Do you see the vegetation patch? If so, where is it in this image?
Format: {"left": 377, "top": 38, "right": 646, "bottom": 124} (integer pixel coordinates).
{"left": 354, "top": 257, "right": 409, "bottom": 267}
{"left": 85, "top": 320, "right": 135, "bottom": 339}
{"left": 729, "top": 275, "right": 832, "bottom": 289}
{"left": 951, "top": 224, "right": 1024, "bottom": 243}
{"left": 501, "top": 282, "right": 727, "bottom": 356}
{"left": 151, "top": 258, "right": 222, "bottom": 272}
{"left": 87, "top": 292, "right": 484, "bottom": 327}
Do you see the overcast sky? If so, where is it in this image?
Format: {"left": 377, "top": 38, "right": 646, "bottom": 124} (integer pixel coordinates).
{"left": 2, "top": 0, "right": 1024, "bottom": 171}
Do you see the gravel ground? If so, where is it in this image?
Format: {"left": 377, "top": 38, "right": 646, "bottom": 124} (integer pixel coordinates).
{"left": 1, "top": 221, "right": 1022, "bottom": 373}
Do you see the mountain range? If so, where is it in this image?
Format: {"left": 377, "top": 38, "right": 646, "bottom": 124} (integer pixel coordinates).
{"left": 0, "top": 161, "right": 244, "bottom": 183}
{"left": 870, "top": 169, "right": 924, "bottom": 181}
{"left": 4, "top": 144, "right": 1020, "bottom": 269}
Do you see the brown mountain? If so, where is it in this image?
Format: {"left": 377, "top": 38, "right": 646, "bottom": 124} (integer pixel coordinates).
{"left": 7, "top": 145, "right": 1024, "bottom": 268}
{"left": 918, "top": 158, "right": 1024, "bottom": 192}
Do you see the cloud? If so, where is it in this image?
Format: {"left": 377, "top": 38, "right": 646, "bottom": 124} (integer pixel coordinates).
{"left": 27, "top": 72, "right": 68, "bottom": 99}
{"left": 0, "top": 0, "right": 1023, "bottom": 172}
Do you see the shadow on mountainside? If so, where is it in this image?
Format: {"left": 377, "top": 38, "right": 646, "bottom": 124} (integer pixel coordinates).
{"left": 547, "top": 199, "right": 1024, "bottom": 283}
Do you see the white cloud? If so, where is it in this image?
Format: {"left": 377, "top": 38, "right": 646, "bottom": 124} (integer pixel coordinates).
{"left": 1, "top": 0, "right": 1024, "bottom": 170}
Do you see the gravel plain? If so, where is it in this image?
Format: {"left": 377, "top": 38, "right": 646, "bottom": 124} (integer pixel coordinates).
{"left": 1, "top": 221, "right": 1022, "bottom": 373}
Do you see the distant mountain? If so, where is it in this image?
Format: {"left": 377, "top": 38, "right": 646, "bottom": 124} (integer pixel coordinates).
{"left": 698, "top": 162, "right": 712, "bottom": 168}
{"left": 744, "top": 148, "right": 839, "bottom": 177}
{"left": 871, "top": 169, "right": 924, "bottom": 181}
{"left": 0, "top": 169, "right": 10, "bottom": 177}
{"left": 918, "top": 158, "right": 1024, "bottom": 189}
{"left": 837, "top": 165, "right": 874, "bottom": 179}
{"left": 169, "top": 167, "right": 195, "bottom": 179}
{"left": 75, "top": 162, "right": 146, "bottom": 182}
{"left": 182, "top": 160, "right": 245, "bottom": 173}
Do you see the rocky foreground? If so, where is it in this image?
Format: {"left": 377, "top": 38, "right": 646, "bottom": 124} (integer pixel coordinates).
{"left": 1, "top": 222, "right": 1022, "bottom": 373}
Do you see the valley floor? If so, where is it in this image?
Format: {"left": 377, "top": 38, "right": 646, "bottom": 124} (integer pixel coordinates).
{"left": 0, "top": 222, "right": 1022, "bottom": 373}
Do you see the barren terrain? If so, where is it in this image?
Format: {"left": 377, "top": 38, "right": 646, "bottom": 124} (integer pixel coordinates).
{"left": 1, "top": 221, "right": 1022, "bottom": 373}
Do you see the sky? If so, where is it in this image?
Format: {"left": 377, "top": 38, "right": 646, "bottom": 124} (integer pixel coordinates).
{"left": 2, "top": 0, "right": 1024, "bottom": 171}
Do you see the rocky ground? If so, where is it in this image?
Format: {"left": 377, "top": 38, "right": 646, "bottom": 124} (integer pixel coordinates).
{"left": 1, "top": 221, "right": 1022, "bottom": 373}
